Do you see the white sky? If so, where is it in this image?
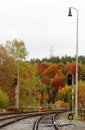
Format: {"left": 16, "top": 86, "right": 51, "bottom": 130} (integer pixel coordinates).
{"left": 0, "top": 0, "right": 85, "bottom": 60}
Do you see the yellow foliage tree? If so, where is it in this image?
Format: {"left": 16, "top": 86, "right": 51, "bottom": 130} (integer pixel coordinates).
{"left": 78, "top": 81, "right": 85, "bottom": 107}
{"left": 60, "top": 85, "right": 70, "bottom": 102}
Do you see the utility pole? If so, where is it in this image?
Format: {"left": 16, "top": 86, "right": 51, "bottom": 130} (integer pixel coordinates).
{"left": 68, "top": 7, "right": 79, "bottom": 117}
{"left": 49, "top": 46, "right": 54, "bottom": 58}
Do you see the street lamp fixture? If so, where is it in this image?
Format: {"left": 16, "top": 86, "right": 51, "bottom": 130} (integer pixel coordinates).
{"left": 68, "top": 7, "right": 78, "bottom": 117}
{"left": 68, "top": 8, "right": 72, "bottom": 16}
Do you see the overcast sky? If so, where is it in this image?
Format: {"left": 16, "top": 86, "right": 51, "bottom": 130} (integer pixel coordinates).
{"left": 0, "top": 0, "right": 85, "bottom": 60}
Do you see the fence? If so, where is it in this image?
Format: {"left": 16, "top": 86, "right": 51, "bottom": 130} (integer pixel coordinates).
{"left": 78, "top": 108, "right": 85, "bottom": 120}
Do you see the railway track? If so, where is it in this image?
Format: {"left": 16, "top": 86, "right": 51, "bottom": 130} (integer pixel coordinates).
{"left": 0, "top": 109, "right": 68, "bottom": 130}
{"left": 33, "top": 109, "right": 68, "bottom": 130}
{"left": 0, "top": 111, "right": 45, "bottom": 129}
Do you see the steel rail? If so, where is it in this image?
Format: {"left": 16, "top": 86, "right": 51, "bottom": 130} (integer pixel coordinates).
{"left": 52, "top": 110, "right": 69, "bottom": 130}
{"left": 33, "top": 109, "right": 68, "bottom": 130}
{"left": 33, "top": 111, "right": 60, "bottom": 130}
{"left": 0, "top": 111, "right": 46, "bottom": 129}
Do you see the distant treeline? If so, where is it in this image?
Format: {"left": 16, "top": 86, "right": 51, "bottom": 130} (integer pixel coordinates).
{"left": 30, "top": 55, "right": 85, "bottom": 64}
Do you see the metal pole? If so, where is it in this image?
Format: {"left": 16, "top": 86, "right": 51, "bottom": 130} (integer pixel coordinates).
{"left": 72, "top": 75, "right": 74, "bottom": 113}
{"left": 16, "top": 51, "right": 19, "bottom": 109}
{"left": 72, "top": 86, "right": 74, "bottom": 113}
{"left": 75, "top": 8, "right": 78, "bottom": 117}
{"left": 68, "top": 7, "right": 78, "bottom": 117}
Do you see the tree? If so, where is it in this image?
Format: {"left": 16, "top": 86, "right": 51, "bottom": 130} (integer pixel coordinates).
{"left": 52, "top": 76, "right": 64, "bottom": 91}
{"left": 5, "top": 39, "right": 28, "bottom": 61}
{"left": 0, "top": 44, "right": 16, "bottom": 105}
{"left": 18, "top": 62, "right": 47, "bottom": 107}
{"left": 78, "top": 55, "right": 85, "bottom": 64}
{"left": 42, "top": 64, "right": 59, "bottom": 78}
{"left": 60, "top": 85, "right": 70, "bottom": 102}
{"left": 78, "top": 81, "right": 85, "bottom": 107}
{"left": 0, "top": 87, "right": 9, "bottom": 108}
{"left": 42, "top": 76, "right": 50, "bottom": 85}
{"left": 80, "top": 64, "right": 85, "bottom": 80}
{"left": 37, "top": 63, "right": 49, "bottom": 75}
{"left": 64, "top": 62, "right": 82, "bottom": 80}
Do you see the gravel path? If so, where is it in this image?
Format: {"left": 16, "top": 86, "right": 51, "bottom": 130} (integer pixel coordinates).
{"left": 0, "top": 117, "right": 36, "bottom": 130}
{"left": 56, "top": 120, "right": 85, "bottom": 130}
{"left": 55, "top": 112, "right": 85, "bottom": 130}
{"left": 0, "top": 113, "right": 85, "bottom": 130}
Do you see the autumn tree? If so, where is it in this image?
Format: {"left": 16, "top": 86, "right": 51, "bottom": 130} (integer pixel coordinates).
{"left": 42, "top": 64, "right": 59, "bottom": 78}
{"left": 78, "top": 81, "right": 85, "bottom": 107}
{"left": 64, "top": 62, "right": 82, "bottom": 82}
{"left": 0, "top": 44, "right": 16, "bottom": 105}
{"left": 80, "top": 64, "right": 85, "bottom": 80}
{"left": 5, "top": 39, "right": 28, "bottom": 61}
{"left": 0, "top": 87, "right": 9, "bottom": 108}
{"left": 4, "top": 39, "right": 28, "bottom": 107}
{"left": 52, "top": 76, "right": 64, "bottom": 91}
{"left": 37, "top": 63, "right": 49, "bottom": 75}
{"left": 59, "top": 85, "right": 72, "bottom": 110}
{"left": 18, "top": 62, "right": 49, "bottom": 107}
{"left": 42, "top": 76, "right": 50, "bottom": 86}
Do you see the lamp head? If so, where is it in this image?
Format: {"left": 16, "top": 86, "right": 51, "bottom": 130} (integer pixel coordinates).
{"left": 68, "top": 8, "right": 72, "bottom": 16}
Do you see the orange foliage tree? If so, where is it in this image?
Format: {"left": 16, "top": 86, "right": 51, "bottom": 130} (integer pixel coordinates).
{"left": 42, "top": 64, "right": 59, "bottom": 78}
{"left": 78, "top": 81, "right": 85, "bottom": 107}
{"left": 64, "top": 62, "right": 82, "bottom": 80}
{"left": 52, "top": 76, "right": 64, "bottom": 91}
{"left": 37, "top": 63, "right": 49, "bottom": 75}
{"left": 0, "top": 45, "right": 16, "bottom": 105}
{"left": 42, "top": 76, "right": 50, "bottom": 86}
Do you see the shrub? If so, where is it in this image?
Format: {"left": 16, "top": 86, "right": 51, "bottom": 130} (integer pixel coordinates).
{"left": 0, "top": 88, "right": 9, "bottom": 108}
{"left": 55, "top": 100, "right": 69, "bottom": 109}
{"left": 6, "top": 107, "right": 19, "bottom": 112}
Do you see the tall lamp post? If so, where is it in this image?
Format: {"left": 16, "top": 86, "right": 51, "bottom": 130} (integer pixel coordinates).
{"left": 17, "top": 51, "right": 19, "bottom": 109}
{"left": 15, "top": 51, "right": 19, "bottom": 109}
{"left": 68, "top": 7, "right": 78, "bottom": 117}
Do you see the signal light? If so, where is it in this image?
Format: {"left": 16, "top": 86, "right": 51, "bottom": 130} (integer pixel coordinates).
{"left": 14, "top": 77, "right": 18, "bottom": 86}
{"left": 68, "top": 74, "right": 72, "bottom": 85}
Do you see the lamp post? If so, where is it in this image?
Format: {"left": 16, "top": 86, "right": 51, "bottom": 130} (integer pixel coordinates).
{"left": 15, "top": 50, "right": 19, "bottom": 109}
{"left": 68, "top": 7, "right": 78, "bottom": 117}
{"left": 17, "top": 51, "right": 19, "bottom": 109}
